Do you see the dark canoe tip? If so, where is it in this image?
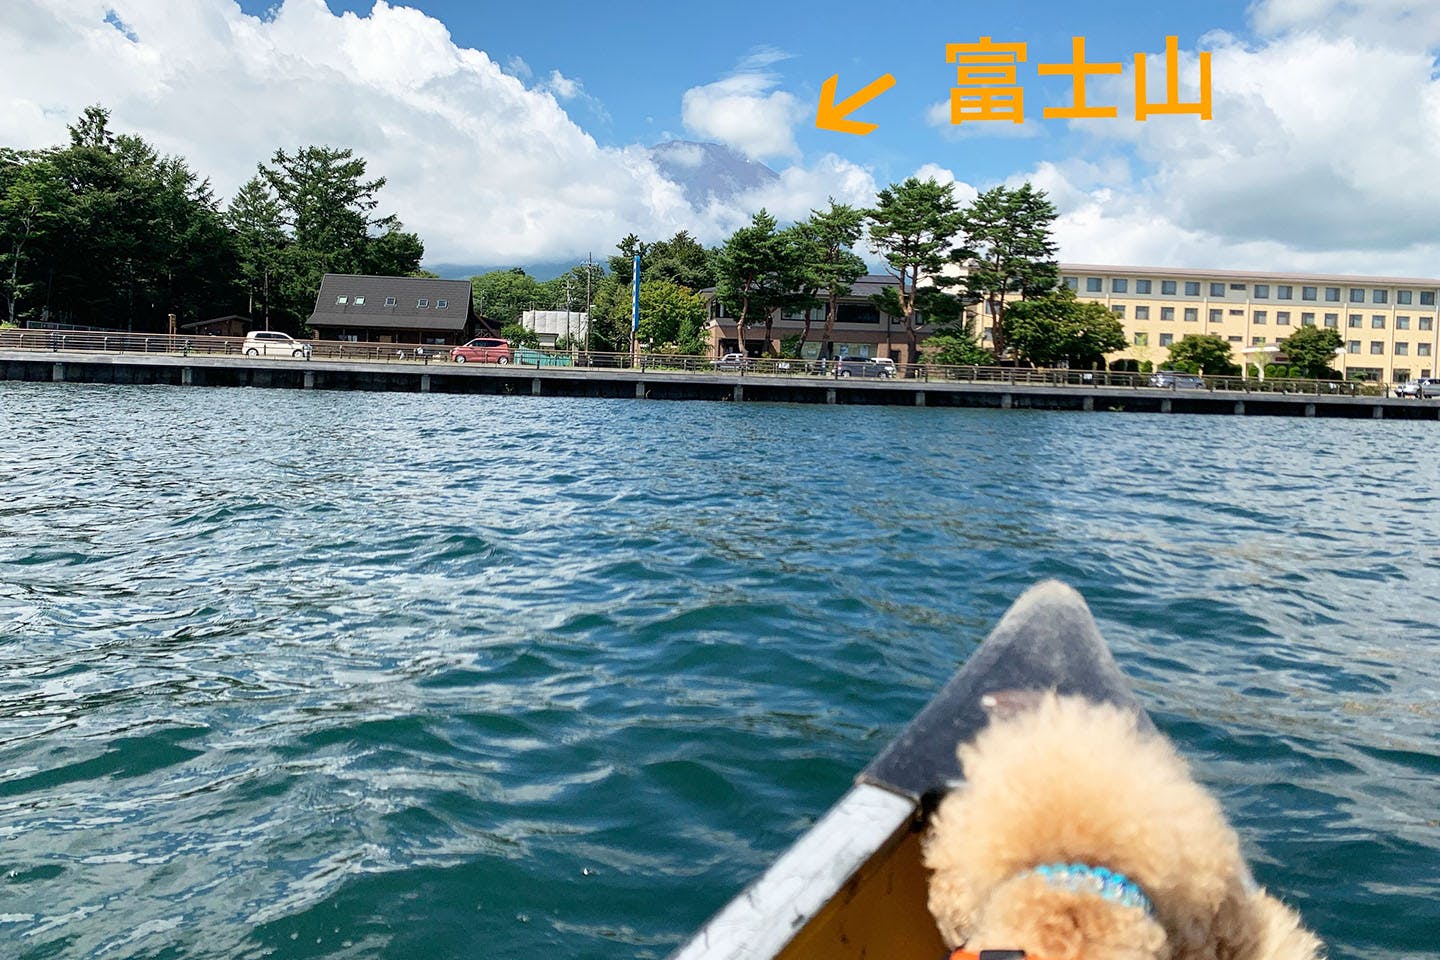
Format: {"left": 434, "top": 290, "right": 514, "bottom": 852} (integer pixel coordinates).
{"left": 860, "top": 580, "right": 1151, "bottom": 804}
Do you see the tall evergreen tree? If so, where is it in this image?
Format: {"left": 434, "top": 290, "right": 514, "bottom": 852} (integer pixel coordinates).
{"left": 866, "top": 178, "right": 964, "bottom": 360}
{"left": 714, "top": 210, "right": 787, "bottom": 355}
{"left": 950, "top": 183, "right": 1060, "bottom": 359}
{"left": 795, "top": 200, "right": 867, "bottom": 357}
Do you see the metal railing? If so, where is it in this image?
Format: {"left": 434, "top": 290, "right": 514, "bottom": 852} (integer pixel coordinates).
{"left": 0, "top": 329, "right": 1397, "bottom": 397}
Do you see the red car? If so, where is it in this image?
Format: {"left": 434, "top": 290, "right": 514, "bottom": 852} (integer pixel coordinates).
{"left": 451, "top": 337, "right": 512, "bottom": 364}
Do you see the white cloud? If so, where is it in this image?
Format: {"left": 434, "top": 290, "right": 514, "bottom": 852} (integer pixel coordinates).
{"left": 1020, "top": 16, "right": 1440, "bottom": 275}
{"left": 0, "top": 0, "right": 851, "bottom": 267}
{"left": 681, "top": 70, "right": 805, "bottom": 161}
{"left": 1250, "top": 0, "right": 1440, "bottom": 48}
{"left": 924, "top": 98, "right": 1044, "bottom": 139}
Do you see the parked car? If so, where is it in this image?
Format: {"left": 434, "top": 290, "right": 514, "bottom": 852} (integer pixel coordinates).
{"left": 1148, "top": 370, "right": 1205, "bottom": 389}
{"left": 711, "top": 353, "right": 753, "bottom": 371}
{"left": 1396, "top": 377, "right": 1440, "bottom": 398}
{"left": 836, "top": 357, "right": 895, "bottom": 379}
{"left": 242, "top": 330, "right": 311, "bottom": 359}
{"left": 451, "top": 337, "right": 511, "bottom": 364}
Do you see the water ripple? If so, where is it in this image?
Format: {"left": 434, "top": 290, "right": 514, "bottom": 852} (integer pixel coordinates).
{"left": 0, "top": 384, "right": 1436, "bottom": 960}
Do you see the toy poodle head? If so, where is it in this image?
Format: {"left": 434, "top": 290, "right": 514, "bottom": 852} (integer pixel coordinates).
{"left": 922, "top": 692, "right": 1321, "bottom": 960}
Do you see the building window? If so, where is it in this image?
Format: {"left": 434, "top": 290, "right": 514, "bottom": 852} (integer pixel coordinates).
{"left": 1277, "top": 285, "right": 1292, "bottom": 299}
{"left": 354, "top": 296, "right": 365, "bottom": 305}
{"left": 1209, "top": 309, "right": 1223, "bottom": 322}
{"left": 1087, "top": 277, "right": 1102, "bottom": 292}
{"left": 1369, "top": 341, "right": 1385, "bottom": 355}
{"left": 1348, "top": 314, "right": 1362, "bottom": 328}
{"left": 1112, "top": 278, "right": 1128, "bottom": 293}
{"left": 1302, "top": 286, "right": 1317, "bottom": 301}
{"left": 1347, "top": 340, "right": 1360, "bottom": 353}
{"left": 1229, "top": 309, "right": 1244, "bottom": 316}
{"left": 1373, "top": 289, "right": 1388, "bottom": 304}
{"left": 1254, "top": 284, "right": 1270, "bottom": 298}
{"left": 1324, "top": 313, "right": 1339, "bottom": 328}
{"left": 1135, "top": 305, "right": 1150, "bottom": 319}
{"left": 1159, "top": 333, "right": 1173, "bottom": 346}
{"left": 1301, "top": 312, "right": 1315, "bottom": 326}
{"left": 1136, "top": 279, "right": 1152, "bottom": 294}
{"left": 1325, "top": 287, "right": 1341, "bottom": 302}
{"left": 1420, "top": 343, "right": 1432, "bottom": 356}
{"left": 1421, "top": 317, "right": 1434, "bottom": 331}
{"left": 1063, "top": 276, "right": 1078, "bottom": 290}
{"left": 1397, "top": 290, "right": 1413, "bottom": 304}
{"left": 1185, "top": 281, "right": 1201, "bottom": 296}
{"left": 1230, "top": 282, "right": 1246, "bottom": 291}
{"left": 437, "top": 299, "right": 448, "bottom": 308}
{"left": 1423, "top": 291, "right": 1437, "bottom": 306}
{"left": 1134, "top": 332, "right": 1148, "bottom": 346}
{"left": 417, "top": 298, "right": 429, "bottom": 308}
{"left": 385, "top": 297, "right": 397, "bottom": 306}
{"left": 1184, "top": 307, "right": 1198, "bottom": 321}
{"left": 1228, "top": 335, "right": 1243, "bottom": 343}
{"left": 1112, "top": 305, "right": 1126, "bottom": 317}
{"left": 1161, "top": 307, "right": 1175, "bottom": 321}
{"left": 1251, "top": 336, "right": 1266, "bottom": 346}
{"left": 336, "top": 296, "right": 348, "bottom": 304}
{"left": 1371, "top": 315, "right": 1386, "bottom": 329}
{"left": 1210, "top": 282, "right": 1226, "bottom": 297}
{"left": 1397, "top": 315, "right": 1410, "bottom": 329}
{"left": 1162, "top": 280, "right": 1177, "bottom": 295}
{"left": 1349, "top": 288, "right": 1365, "bottom": 303}
{"left": 1254, "top": 311, "right": 1267, "bottom": 324}
{"left": 1276, "top": 311, "right": 1290, "bottom": 325}
{"left": 1395, "top": 342, "right": 1409, "bottom": 355}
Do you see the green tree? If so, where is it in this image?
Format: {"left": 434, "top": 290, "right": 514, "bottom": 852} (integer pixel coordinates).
{"left": 644, "top": 231, "right": 715, "bottom": 290}
{"left": 715, "top": 209, "right": 787, "bottom": 354}
{"left": 500, "top": 321, "right": 540, "bottom": 348}
{"left": 1004, "top": 287, "right": 1126, "bottom": 368}
{"left": 0, "top": 150, "right": 63, "bottom": 325}
{"left": 471, "top": 267, "right": 545, "bottom": 327}
{"left": 226, "top": 175, "right": 287, "bottom": 329}
{"left": 949, "top": 183, "right": 1060, "bottom": 359}
{"left": 922, "top": 330, "right": 993, "bottom": 366}
{"left": 607, "top": 233, "right": 646, "bottom": 286}
{"left": 866, "top": 177, "right": 964, "bottom": 359}
{"left": 259, "top": 145, "right": 423, "bottom": 323}
{"left": 1280, "top": 325, "right": 1344, "bottom": 378}
{"left": 634, "top": 279, "right": 708, "bottom": 352}
{"left": 1167, "top": 333, "right": 1237, "bottom": 374}
{"left": 795, "top": 200, "right": 867, "bottom": 357}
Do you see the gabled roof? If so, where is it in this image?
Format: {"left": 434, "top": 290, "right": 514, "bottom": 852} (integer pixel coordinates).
{"left": 309, "top": 274, "right": 474, "bottom": 332}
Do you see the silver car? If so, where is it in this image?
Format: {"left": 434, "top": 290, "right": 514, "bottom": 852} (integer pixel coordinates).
{"left": 1148, "top": 370, "right": 1205, "bottom": 389}
{"left": 1396, "top": 377, "right": 1440, "bottom": 398}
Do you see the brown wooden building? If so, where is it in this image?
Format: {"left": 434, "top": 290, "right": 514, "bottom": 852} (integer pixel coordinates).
{"left": 308, "top": 275, "right": 491, "bottom": 345}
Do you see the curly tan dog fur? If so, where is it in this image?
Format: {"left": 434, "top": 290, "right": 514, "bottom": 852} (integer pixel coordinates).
{"left": 923, "top": 693, "right": 1322, "bottom": 960}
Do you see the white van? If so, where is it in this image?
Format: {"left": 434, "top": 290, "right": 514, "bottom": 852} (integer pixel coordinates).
{"left": 243, "top": 331, "right": 312, "bottom": 359}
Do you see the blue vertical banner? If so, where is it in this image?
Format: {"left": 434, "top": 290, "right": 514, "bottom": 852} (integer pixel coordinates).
{"left": 631, "top": 253, "right": 641, "bottom": 336}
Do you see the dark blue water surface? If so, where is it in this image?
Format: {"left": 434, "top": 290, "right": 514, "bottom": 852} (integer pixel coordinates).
{"left": 0, "top": 382, "right": 1436, "bottom": 960}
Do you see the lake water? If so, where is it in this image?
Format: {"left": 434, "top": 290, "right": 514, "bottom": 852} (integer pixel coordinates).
{"left": 0, "top": 382, "right": 1436, "bottom": 960}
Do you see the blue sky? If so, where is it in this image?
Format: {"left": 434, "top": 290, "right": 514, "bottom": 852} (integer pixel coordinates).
{"left": 7, "top": 0, "right": 1440, "bottom": 278}
{"left": 232, "top": 0, "right": 1250, "bottom": 189}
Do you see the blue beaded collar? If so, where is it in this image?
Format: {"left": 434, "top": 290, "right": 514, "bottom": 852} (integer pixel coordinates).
{"left": 1023, "top": 863, "right": 1155, "bottom": 917}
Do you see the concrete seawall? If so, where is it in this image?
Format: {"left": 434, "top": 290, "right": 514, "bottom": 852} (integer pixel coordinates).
{"left": 4, "top": 349, "right": 1437, "bottom": 421}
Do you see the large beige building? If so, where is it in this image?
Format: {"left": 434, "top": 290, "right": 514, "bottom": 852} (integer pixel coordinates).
{"left": 1061, "top": 264, "right": 1440, "bottom": 383}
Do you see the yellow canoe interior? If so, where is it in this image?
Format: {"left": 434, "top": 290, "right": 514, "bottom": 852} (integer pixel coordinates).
{"left": 776, "top": 824, "right": 946, "bottom": 960}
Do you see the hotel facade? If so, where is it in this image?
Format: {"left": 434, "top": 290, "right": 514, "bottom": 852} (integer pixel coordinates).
{"left": 1061, "top": 264, "right": 1440, "bottom": 383}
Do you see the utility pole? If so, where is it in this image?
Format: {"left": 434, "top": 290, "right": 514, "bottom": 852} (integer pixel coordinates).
{"left": 584, "top": 253, "right": 593, "bottom": 353}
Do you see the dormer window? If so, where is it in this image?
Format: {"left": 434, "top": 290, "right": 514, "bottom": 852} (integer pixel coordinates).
{"left": 417, "top": 298, "right": 429, "bottom": 308}
{"left": 336, "top": 296, "right": 348, "bottom": 304}
{"left": 354, "top": 296, "right": 365, "bottom": 305}
{"left": 385, "top": 297, "right": 396, "bottom": 306}
{"left": 436, "top": 299, "right": 448, "bottom": 309}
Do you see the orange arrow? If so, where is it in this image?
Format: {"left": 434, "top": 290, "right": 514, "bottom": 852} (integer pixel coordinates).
{"left": 816, "top": 73, "right": 896, "bottom": 135}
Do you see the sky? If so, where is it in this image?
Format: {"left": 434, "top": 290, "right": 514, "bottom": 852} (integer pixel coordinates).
{"left": 6, "top": 0, "right": 1440, "bottom": 279}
